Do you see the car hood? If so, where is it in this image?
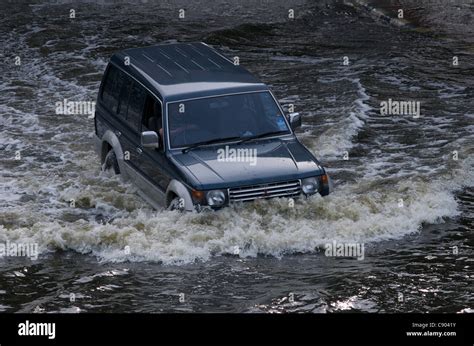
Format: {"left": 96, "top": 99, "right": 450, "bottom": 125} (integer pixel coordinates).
{"left": 170, "top": 137, "right": 324, "bottom": 190}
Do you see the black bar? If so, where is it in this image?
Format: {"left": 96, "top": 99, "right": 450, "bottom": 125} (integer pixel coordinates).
{"left": 0, "top": 313, "right": 472, "bottom": 345}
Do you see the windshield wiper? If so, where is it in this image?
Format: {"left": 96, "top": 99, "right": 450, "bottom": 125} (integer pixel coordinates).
{"left": 237, "top": 130, "right": 289, "bottom": 144}
{"left": 181, "top": 136, "right": 242, "bottom": 153}
{"left": 181, "top": 131, "right": 289, "bottom": 153}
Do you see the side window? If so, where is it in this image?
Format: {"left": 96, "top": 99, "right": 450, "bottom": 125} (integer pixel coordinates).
{"left": 101, "top": 65, "right": 121, "bottom": 114}
{"left": 117, "top": 76, "right": 132, "bottom": 119}
{"left": 142, "top": 95, "right": 162, "bottom": 132}
{"left": 127, "top": 81, "right": 147, "bottom": 131}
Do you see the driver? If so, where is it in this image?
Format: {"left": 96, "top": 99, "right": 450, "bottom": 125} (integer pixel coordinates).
{"left": 146, "top": 101, "right": 164, "bottom": 147}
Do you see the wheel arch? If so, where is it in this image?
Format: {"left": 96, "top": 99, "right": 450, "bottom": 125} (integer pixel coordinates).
{"left": 165, "top": 180, "right": 194, "bottom": 211}
{"left": 100, "top": 130, "right": 127, "bottom": 176}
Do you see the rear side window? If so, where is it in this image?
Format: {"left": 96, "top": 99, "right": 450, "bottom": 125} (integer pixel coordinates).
{"left": 101, "top": 65, "right": 122, "bottom": 113}
{"left": 127, "top": 81, "right": 147, "bottom": 131}
{"left": 117, "top": 78, "right": 131, "bottom": 119}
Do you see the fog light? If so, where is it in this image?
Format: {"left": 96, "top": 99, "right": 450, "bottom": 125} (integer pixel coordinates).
{"left": 206, "top": 190, "right": 226, "bottom": 207}
{"left": 302, "top": 177, "right": 319, "bottom": 195}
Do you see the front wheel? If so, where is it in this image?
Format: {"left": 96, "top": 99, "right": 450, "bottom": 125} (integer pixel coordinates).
{"left": 103, "top": 150, "right": 120, "bottom": 174}
{"left": 168, "top": 196, "right": 186, "bottom": 212}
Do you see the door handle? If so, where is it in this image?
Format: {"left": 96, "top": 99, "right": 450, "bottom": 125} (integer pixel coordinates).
{"left": 136, "top": 147, "right": 143, "bottom": 154}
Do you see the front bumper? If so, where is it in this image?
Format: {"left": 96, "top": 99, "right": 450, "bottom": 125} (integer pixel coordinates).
{"left": 192, "top": 173, "right": 332, "bottom": 209}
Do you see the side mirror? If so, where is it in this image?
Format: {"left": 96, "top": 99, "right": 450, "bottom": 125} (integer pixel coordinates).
{"left": 141, "top": 131, "right": 159, "bottom": 148}
{"left": 288, "top": 112, "right": 302, "bottom": 130}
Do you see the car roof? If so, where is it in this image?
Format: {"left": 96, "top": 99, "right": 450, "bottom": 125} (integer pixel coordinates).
{"left": 110, "top": 42, "right": 269, "bottom": 102}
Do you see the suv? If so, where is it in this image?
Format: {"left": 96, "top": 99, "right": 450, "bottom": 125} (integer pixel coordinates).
{"left": 94, "top": 42, "right": 332, "bottom": 211}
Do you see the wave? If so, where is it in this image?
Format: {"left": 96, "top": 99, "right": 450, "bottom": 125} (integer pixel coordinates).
{"left": 1, "top": 154, "right": 471, "bottom": 265}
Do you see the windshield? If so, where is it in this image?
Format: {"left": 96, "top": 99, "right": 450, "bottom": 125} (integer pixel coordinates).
{"left": 167, "top": 91, "right": 290, "bottom": 148}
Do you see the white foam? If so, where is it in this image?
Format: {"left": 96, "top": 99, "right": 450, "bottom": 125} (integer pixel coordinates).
{"left": 0, "top": 164, "right": 467, "bottom": 265}
{"left": 308, "top": 78, "right": 371, "bottom": 158}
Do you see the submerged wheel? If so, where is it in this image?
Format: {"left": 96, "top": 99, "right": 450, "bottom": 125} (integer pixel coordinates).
{"left": 320, "top": 186, "right": 330, "bottom": 196}
{"left": 103, "top": 150, "right": 120, "bottom": 174}
{"left": 168, "top": 196, "right": 185, "bottom": 212}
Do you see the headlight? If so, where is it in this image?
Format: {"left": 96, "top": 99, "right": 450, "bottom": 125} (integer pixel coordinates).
{"left": 206, "top": 190, "right": 226, "bottom": 207}
{"left": 301, "top": 177, "right": 319, "bottom": 195}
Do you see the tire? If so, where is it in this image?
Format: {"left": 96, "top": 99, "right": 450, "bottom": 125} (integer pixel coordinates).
{"left": 320, "top": 186, "right": 330, "bottom": 196}
{"left": 168, "top": 196, "right": 185, "bottom": 212}
{"left": 103, "top": 150, "right": 120, "bottom": 174}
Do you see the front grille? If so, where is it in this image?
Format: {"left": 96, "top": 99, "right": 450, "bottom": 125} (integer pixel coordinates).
{"left": 228, "top": 180, "right": 301, "bottom": 203}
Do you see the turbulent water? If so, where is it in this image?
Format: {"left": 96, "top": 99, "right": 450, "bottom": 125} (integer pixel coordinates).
{"left": 0, "top": 0, "right": 473, "bottom": 313}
